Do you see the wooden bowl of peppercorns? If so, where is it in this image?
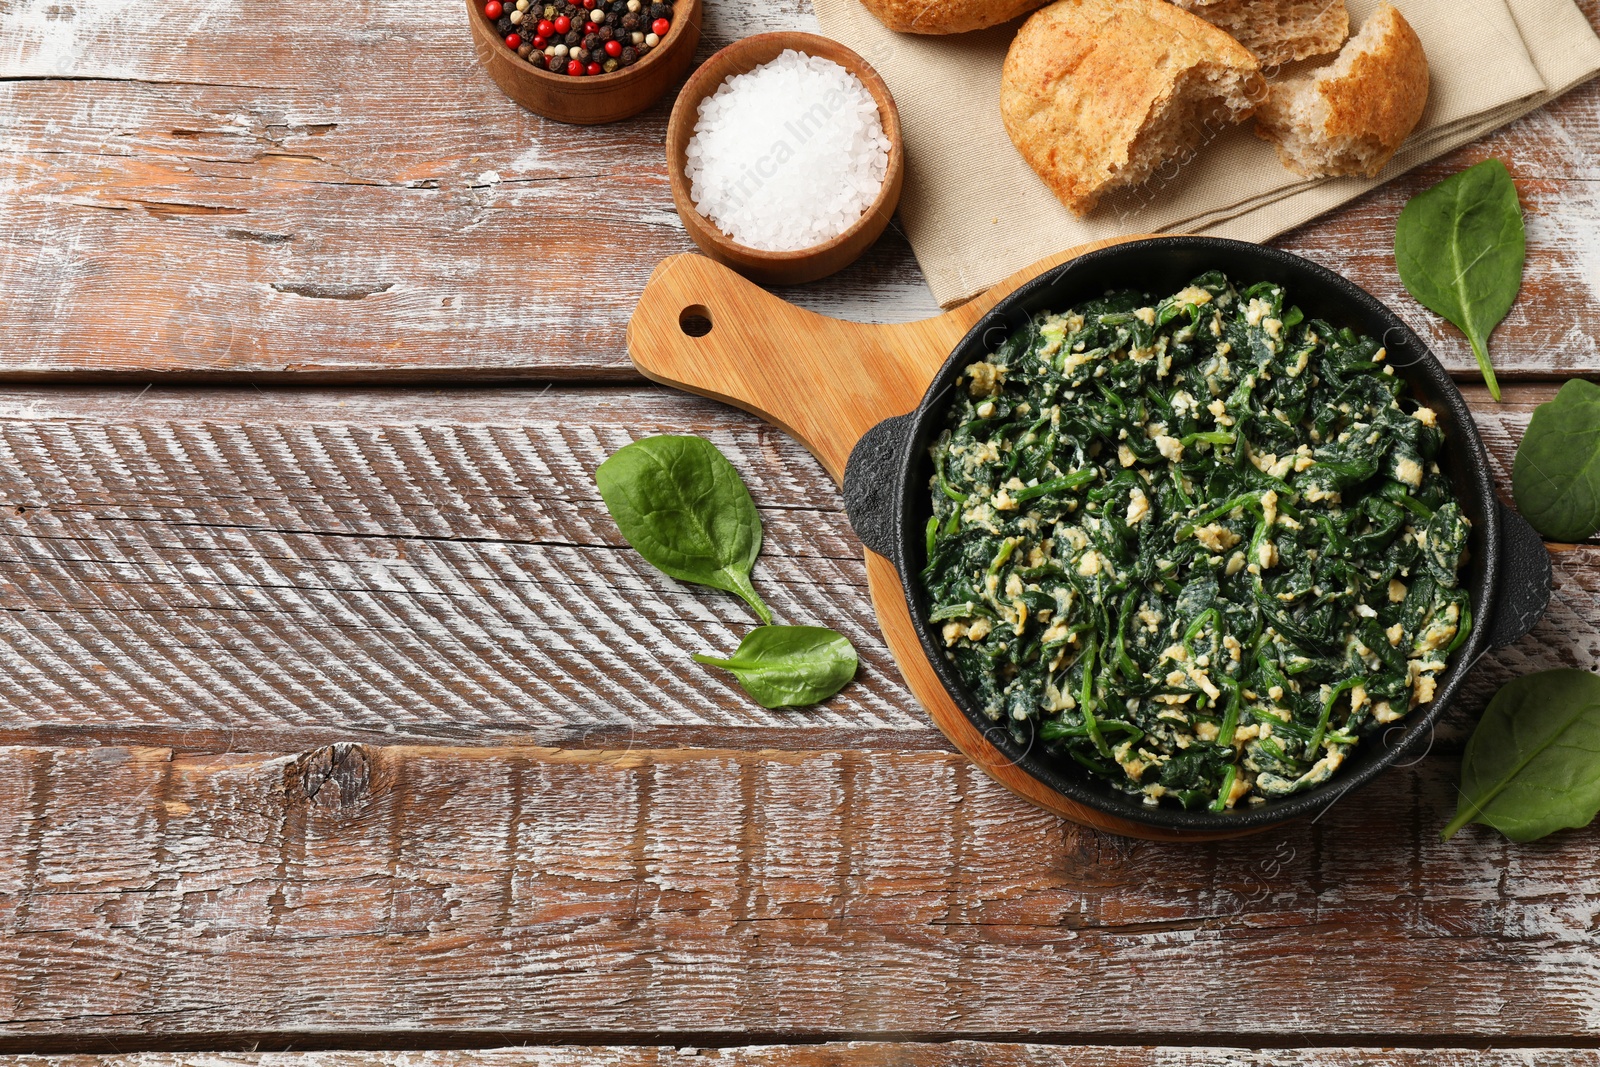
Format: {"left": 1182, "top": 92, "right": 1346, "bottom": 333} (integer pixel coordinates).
{"left": 466, "top": 0, "right": 700, "bottom": 125}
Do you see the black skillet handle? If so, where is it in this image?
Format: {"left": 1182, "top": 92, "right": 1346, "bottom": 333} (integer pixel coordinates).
{"left": 843, "top": 412, "right": 916, "bottom": 562}
{"left": 1488, "top": 502, "right": 1553, "bottom": 649}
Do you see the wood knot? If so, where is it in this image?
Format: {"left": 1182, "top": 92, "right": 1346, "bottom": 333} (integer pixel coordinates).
{"left": 289, "top": 743, "right": 373, "bottom": 808}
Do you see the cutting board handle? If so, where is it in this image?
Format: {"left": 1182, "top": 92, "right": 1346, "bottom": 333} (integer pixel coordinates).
{"left": 627, "top": 253, "right": 967, "bottom": 483}
{"left": 627, "top": 239, "right": 1156, "bottom": 484}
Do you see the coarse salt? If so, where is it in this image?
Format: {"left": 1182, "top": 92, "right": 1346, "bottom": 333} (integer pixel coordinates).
{"left": 684, "top": 50, "right": 891, "bottom": 252}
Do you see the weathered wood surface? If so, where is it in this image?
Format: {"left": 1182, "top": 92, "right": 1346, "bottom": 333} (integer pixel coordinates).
{"left": 5, "top": 0, "right": 1600, "bottom": 1049}
{"left": 9, "top": 1047, "right": 1600, "bottom": 1066}
{"left": 0, "top": 385, "right": 1587, "bottom": 757}
{"left": 1, "top": 740, "right": 1599, "bottom": 1044}
{"left": 2, "top": 0, "right": 1600, "bottom": 379}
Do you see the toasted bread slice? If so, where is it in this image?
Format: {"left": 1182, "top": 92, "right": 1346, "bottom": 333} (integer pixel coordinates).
{"left": 1253, "top": 2, "right": 1429, "bottom": 178}
{"left": 858, "top": 0, "right": 1047, "bottom": 34}
{"left": 1171, "top": 0, "right": 1348, "bottom": 67}
{"left": 1001, "top": 0, "right": 1264, "bottom": 216}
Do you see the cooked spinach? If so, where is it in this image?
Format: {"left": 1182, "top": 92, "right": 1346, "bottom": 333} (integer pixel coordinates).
{"left": 1512, "top": 379, "right": 1600, "bottom": 543}
{"left": 920, "top": 273, "right": 1471, "bottom": 810}
{"left": 596, "top": 435, "right": 773, "bottom": 624}
{"left": 1443, "top": 669, "right": 1600, "bottom": 842}
{"left": 694, "top": 625, "right": 859, "bottom": 708}
{"left": 1394, "top": 158, "right": 1526, "bottom": 402}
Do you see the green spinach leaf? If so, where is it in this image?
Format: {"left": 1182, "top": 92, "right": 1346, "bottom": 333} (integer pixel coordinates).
{"left": 1394, "top": 158, "right": 1525, "bottom": 402}
{"left": 1512, "top": 379, "right": 1600, "bottom": 543}
{"left": 1443, "top": 669, "right": 1600, "bottom": 842}
{"left": 694, "top": 626, "right": 858, "bottom": 708}
{"left": 596, "top": 435, "right": 773, "bottom": 624}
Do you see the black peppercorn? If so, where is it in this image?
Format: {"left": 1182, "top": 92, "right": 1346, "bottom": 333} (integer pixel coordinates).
{"left": 571, "top": 46, "right": 590, "bottom": 62}
{"left": 496, "top": 14, "right": 514, "bottom": 31}
{"left": 528, "top": 50, "right": 547, "bottom": 68}
{"left": 621, "top": 13, "right": 640, "bottom": 30}
{"left": 648, "top": 3, "right": 669, "bottom": 19}
{"left": 564, "top": 28, "right": 581, "bottom": 44}
{"left": 597, "top": 24, "right": 614, "bottom": 39}
{"left": 582, "top": 31, "right": 600, "bottom": 48}
{"left": 620, "top": 45, "right": 638, "bottom": 64}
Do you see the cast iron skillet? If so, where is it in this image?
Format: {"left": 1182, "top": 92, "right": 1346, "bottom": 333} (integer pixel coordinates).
{"left": 842, "top": 237, "right": 1552, "bottom": 834}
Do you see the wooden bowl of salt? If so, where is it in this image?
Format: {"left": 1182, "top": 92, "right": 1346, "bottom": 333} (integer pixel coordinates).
{"left": 665, "top": 32, "right": 904, "bottom": 286}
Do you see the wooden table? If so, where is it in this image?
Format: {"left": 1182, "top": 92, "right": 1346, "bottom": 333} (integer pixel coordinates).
{"left": 2, "top": 0, "right": 1599, "bottom": 1062}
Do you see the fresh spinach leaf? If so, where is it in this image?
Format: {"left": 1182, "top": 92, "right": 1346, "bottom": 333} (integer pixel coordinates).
{"left": 1394, "top": 158, "right": 1525, "bottom": 402}
{"left": 1443, "top": 669, "right": 1600, "bottom": 842}
{"left": 1512, "top": 379, "right": 1600, "bottom": 543}
{"left": 596, "top": 435, "right": 772, "bottom": 624}
{"left": 694, "top": 625, "right": 858, "bottom": 708}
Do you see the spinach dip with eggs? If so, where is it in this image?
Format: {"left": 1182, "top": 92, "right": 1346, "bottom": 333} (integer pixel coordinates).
{"left": 921, "top": 272, "right": 1471, "bottom": 810}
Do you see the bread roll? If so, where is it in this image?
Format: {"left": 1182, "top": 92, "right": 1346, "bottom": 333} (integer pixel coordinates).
{"left": 857, "top": 0, "right": 1047, "bottom": 35}
{"left": 1001, "top": 0, "right": 1264, "bottom": 215}
{"left": 1171, "top": 0, "right": 1348, "bottom": 67}
{"left": 1253, "top": 2, "right": 1429, "bottom": 178}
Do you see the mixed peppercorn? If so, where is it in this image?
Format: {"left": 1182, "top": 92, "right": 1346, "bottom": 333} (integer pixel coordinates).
{"left": 484, "top": 0, "right": 674, "bottom": 75}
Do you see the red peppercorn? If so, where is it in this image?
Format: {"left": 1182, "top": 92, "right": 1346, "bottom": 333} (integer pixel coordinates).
{"left": 505, "top": 31, "right": 522, "bottom": 47}
{"left": 532, "top": 34, "right": 548, "bottom": 47}
{"left": 586, "top": 61, "right": 602, "bottom": 74}
{"left": 537, "top": 18, "right": 554, "bottom": 35}
{"left": 583, "top": 0, "right": 597, "bottom": 9}
{"left": 567, "top": 58, "right": 584, "bottom": 74}
{"left": 484, "top": 0, "right": 503, "bottom": 16}
{"left": 651, "top": 17, "right": 669, "bottom": 34}
{"left": 553, "top": 14, "right": 571, "bottom": 32}
{"left": 604, "top": 38, "right": 622, "bottom": 56}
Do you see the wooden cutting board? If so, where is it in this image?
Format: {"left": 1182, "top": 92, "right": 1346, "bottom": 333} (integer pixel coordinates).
{"left": 627, "top": 237, "right": 1249, "bottom": 841}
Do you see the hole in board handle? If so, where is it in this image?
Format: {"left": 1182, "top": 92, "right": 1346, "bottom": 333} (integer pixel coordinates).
{"left": 679, "top": 305, "right": 712, "bottom": 338}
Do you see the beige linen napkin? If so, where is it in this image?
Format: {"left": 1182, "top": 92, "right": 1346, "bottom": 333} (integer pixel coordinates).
{"left": 811, "top": 0, "right": 1600, "bottom": 306}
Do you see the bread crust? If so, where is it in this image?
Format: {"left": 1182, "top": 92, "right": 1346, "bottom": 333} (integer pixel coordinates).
{"left": 1255, "top": 3, "right": 1429, "bottom": 178}
{"left": 1316, "top": 4, "right": 1428, "bottom": 172}
{"left": 1000, "top": 0, "right": 1263, "bottom": 214}
{"left": 857, "top": 0, "right": 1047, "bottom": 34}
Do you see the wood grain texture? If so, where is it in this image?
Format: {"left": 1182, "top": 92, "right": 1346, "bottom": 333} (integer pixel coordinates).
{"left": 2, "top": 741, "right": 1600, "bottom": 1043}
{"left": 0, "top": 385, "right": 1587, "bottom": 759}
{"left": 1, "top": 0, "right": 1597, "bottom": 1049}
{"left": 0, "top": 0, "right": 939, "bottom": 381}
{"left": 2, "top": 0, "right": 1600, "bottom": 379}
{"left": 9, "top": 1046, "right": 1600, "bottom": 1065}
